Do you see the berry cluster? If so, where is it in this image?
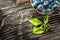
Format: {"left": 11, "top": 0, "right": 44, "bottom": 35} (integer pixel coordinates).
{"left": 31, "top": 0, "right": 59, "bottom": 13}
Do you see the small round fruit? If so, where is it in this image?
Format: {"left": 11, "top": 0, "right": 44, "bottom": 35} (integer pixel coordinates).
{"left": 44, "top": 1, "right": 49, "bottom": 6}
{"left": 53, "top": 1, "right": 59, "bottom": 4}
{"left": 48, "top": 0, "right": 53, "bottom": 2}
{"left": 32, "top": 0, "right": 39, "bottom": 3}
{"left": 46, "top": 8, "right": 52, "bottom": 13}
{"left": 36, "top": 4, "right": 44, "bottom": 10}
{"left": 52, "top": 4, "right": 58, "bottom": 9}
{"left": 51, "top": 2, "right": 54, "bottom": 5}
{"left": 32, "top": 1, "right": 39, "bottom": 8}
{"left": 39, "top": 0, "right": 44, "bottom": 3}
{"left": 42, "top": 8, "right": 46, "bottom": 13}
{"left": 51, "top": 6, "right": 54, "bottom": 10}
{"left": 48, "top": 4, "right": 52, "bottom": 8}
{"left": 32, "top": 0, "right": 35, "bottom": 3}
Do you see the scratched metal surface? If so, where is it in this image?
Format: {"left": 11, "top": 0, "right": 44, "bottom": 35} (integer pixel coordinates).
{"left": 0, "top": 0, "right": 60, "bottom": 40}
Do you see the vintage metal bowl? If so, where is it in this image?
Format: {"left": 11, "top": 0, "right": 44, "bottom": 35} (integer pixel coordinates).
{"left": 30, "top": 0, "right": 59, "bottom": 15}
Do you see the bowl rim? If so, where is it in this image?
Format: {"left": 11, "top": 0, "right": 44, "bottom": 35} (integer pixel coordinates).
{"left": 30, "top": 0, "right": 59, "bottom": 15}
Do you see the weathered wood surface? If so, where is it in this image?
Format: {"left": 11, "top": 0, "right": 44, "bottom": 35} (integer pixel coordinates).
{"left": 0, "top": 0, "right": 60, "bottom": 40}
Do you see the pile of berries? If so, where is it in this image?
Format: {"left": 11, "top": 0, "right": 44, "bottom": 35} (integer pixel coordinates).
{"left": 31, "top": 0, "right": 59, "bottom": 13}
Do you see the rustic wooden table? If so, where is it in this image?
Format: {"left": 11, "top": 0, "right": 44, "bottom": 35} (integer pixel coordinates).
{"left": 0, "top": 0, "right": 60, "bottom": 40}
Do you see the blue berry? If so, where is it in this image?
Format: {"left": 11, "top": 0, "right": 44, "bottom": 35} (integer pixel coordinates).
{"left": 48, "top": 5, "right": 53, "bottom": 10}
{"left": 51, "top": 6, "right": 54, "bottom": 10}
{"left": 32, "top": 1, "right": 40, "bottom": 8}
{"left": 48, "top": 0, "right": 53, "bottom": 2}
{"left": 46, "top": 8, "right": 52, "bottom": 13}
{"left": 48, "top": 4, "right": 52, "bottom": 8}
{"left": 32, "top": 0, "right": 35, "bottom": 3}
{"left": 39, "top": 0, "right": 44, "bottom": 3}
{"left": 51, "top": 2, "right": 54, "bottom": 5}
{"left": 42, "top": 8, "right": 46, "bottom": 13}
{"left": 44, "top": 1, "right": 49, "bottom": 6}
{"left": 52, "top": 4, "right": 58, "bottom": 9}
{"left": 36, "top": 4, "right": 44, "bottom": 10}
{"left": 32, "top": 0, "right": 39, "bottom": 3}
{"left": 53, "top": 1, "right": 59, "bottom": 4}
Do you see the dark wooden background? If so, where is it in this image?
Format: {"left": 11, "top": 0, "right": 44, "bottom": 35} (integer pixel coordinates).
{"left": 0, "top": 0, "right": 60, "bottom": 40}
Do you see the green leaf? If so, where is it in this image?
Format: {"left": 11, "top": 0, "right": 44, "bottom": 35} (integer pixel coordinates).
{"left": 43, "top": 24, "right": 47, "bottom": 31}
{"left": 44, "top": 23, "right": 51, "bottom": 32}
{"left": 32, "top": 25, "right": 45, "bottom": 35}
{"left": 29, "top": 18, "right": 42, "bottom": 26}
{"left": 46, "top": 23, "right": 50, "bottom": 30}
{"left": 44, "top": 15, "right": 49, "bottom": 24}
